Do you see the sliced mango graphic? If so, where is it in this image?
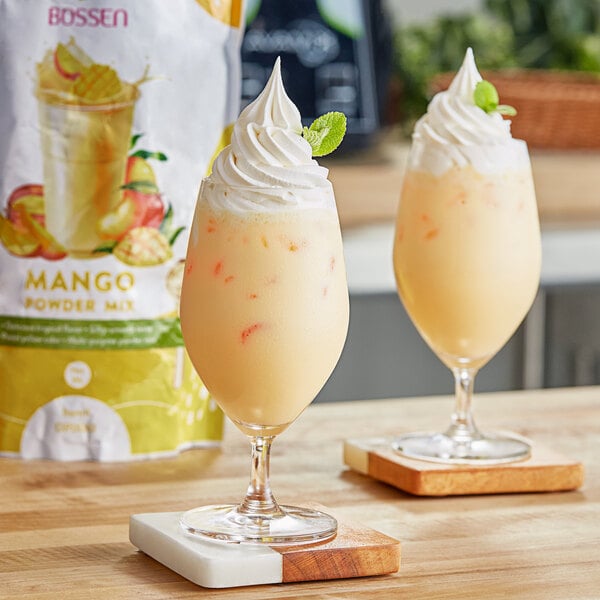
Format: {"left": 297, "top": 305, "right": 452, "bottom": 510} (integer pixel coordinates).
{"left": 97, "top": 198, "right": 137, "bottom": 240}
{"left": 0, "top": 214, "right": 39, "bottom": 257}
{"left": 17, "top": 206, "right": 67, "bottom": 260}
{"left": 126, "top": 155, "right": 157, "bottom": 186}
{"left": 113, "top": 227, "right": 172, "bottom": 267}
{"left": 54, "top": 42, "right": 86, "bottom": 80}
{"left": 71, "top": 64, "right": 122, "bottom": 103}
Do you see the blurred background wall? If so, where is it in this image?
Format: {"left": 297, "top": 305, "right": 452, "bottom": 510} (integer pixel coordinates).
{"left": 240, "top": 0, "right": 600, "bottom": 401}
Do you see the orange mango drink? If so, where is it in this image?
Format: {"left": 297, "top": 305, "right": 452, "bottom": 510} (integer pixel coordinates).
{"left": 390, "top": 48, "right": 541, "bottom": 464}
{"left": 182, "top": 188, "right": 348, "bottom": 435}
{"left": 393, "top": 48, "right": 541, "bottom": 371}
{"left": 180, "top": 59, "right": 349, "bottom": 437}
{"left": 394, "top": 163, "right": 540, "bottom": 369}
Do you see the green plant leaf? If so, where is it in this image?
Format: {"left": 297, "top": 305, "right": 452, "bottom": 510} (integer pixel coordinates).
{"left": 474, "top": 79, "right": 517, "bottom": 116}
{"left": 169, "top": 226, "right": 186, "bottom": 246}
{"left": 474, "top": 80, "right": 499, "bottom": 113}
{"left": 497, "top": 104, "right": 517, "bottom": 116}
{"left": 93, "top": 241, "right": 118, "bottom": 254}
{"left": 302, "top": 126, "right": 328, "bottom": 150}
{"left": 158, "top": 204, "right": 184, "bottom": 246}
{"left": 130, "top": 133, "right": 144, "bottom": 149}
{"left": 159, "top": 203, "right": 174, "bottom": 237}
{"left": 131, "top": 150, "right": 168, "bottom": 161}
{"left": 302, "top": 111, "right": 347, "bottom": 157}
{"left": 120, "top": 180, "right": 160, "bottom": 194}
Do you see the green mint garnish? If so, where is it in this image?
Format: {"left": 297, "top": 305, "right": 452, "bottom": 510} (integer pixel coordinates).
{"left": 302, "top": 111, "right": 347, "bottom": 157}
{"left": 474, "top": 80, "right": 516, "bottom": 116}
{"left": 474, "top": 80, "right": 498, "bottom": 112}
{"left": 496, "top": 104, "right": 517, "bottom": 117}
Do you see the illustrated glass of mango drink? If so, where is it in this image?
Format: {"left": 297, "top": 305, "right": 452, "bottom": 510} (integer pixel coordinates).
{"left": 392, "top": 49, "right": 541, "bottom": 464}
{"left": 179, "top": 59, "right": 349, "bottom": 544}
{"left": 36, "top": 38, "right": 139, "bottom": 256}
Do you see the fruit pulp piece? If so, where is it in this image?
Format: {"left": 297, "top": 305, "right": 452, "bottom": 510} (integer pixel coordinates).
{"left": 240, "top": 323, "right": 263, "bottom": 344}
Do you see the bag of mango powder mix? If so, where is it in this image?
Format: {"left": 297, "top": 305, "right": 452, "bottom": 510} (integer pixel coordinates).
{"left": 0, "top": 0, "right": 244, "bottom": 460}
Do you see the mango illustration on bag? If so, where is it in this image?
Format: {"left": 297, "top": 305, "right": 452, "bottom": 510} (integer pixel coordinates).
{"left": 0, "top": 37, "right": 182, "bottom": 266}
{"left": 0, "top": 0, "right": 244, "bottom": 461}
{"left": 58, "top": 38, "right": 176, "bottom": 263}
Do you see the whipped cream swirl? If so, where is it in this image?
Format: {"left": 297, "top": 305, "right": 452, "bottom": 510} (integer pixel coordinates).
{"left": 204, "top": 58, "right": 333, "bottom": 212}
{"left": 411, "top": 48, "right": 529, "bottom": 175}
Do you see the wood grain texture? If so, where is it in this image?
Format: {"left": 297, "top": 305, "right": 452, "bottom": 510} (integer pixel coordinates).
{"left": 344, "top": 439, "right": 584, "bottom": 496}
{"left": 276, "top": 512, "right": 400, "bottom": 583}
{"left": 1, "top": 386, "right": 600, "bottom": 599}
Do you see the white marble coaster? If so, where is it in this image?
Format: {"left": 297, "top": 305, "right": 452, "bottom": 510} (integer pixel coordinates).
{"left": 130, "top": 512, "right": 282, "bottom": 588}
{"left": 130, "top": 510, "right": 401, "bottom": 588}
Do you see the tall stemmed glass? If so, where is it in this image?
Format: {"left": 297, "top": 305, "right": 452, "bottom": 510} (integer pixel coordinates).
{"left": 179, "top": 181, "right": 349, "bottom": 543}
{"left": 392, "top": 141, "right": 541, "bottom": 464}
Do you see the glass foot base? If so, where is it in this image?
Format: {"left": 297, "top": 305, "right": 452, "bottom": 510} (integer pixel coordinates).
{"left": 180, "top": 504, "right": 337, "bottom": 545}
{"left": 392, "top": 431, "right": 531, "bottom": 465}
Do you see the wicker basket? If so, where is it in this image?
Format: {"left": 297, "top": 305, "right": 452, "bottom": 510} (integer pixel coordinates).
{"left": 431, "top": 70, "right": 600, "bottom": 149}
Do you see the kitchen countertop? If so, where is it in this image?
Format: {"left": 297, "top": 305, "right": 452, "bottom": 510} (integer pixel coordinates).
{"left": 1, "top": 386, "right": 599, "bottom": 598}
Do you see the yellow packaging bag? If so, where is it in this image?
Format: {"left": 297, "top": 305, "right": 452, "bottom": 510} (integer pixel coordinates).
{"left": 0, "top": 0, "right": 244, "bottom": 460}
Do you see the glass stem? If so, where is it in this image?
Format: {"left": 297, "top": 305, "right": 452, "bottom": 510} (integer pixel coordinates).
{"left": 445, "top": 367, "right": 481, "bottom": 442}
{"left": 238, "top": 436, "right": 282, "bottom": 517}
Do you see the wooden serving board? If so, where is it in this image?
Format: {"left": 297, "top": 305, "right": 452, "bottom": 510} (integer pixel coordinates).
{"left": 129, "top": 507, "right": 400, "bottom": 588}
{"left": 344, "top": 437, "right": 584, "bottom": 496}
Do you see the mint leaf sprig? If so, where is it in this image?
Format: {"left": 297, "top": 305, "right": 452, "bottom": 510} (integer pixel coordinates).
{"left": 474, "top": 80, "right": 517, "bottom": 117}
{"left": 302, "top": 111, "right": 347, "bottom": 157}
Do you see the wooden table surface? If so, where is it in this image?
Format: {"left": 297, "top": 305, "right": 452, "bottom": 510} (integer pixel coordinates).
{"left": 1, "top": 386, "right": 599, "bottom": 599}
